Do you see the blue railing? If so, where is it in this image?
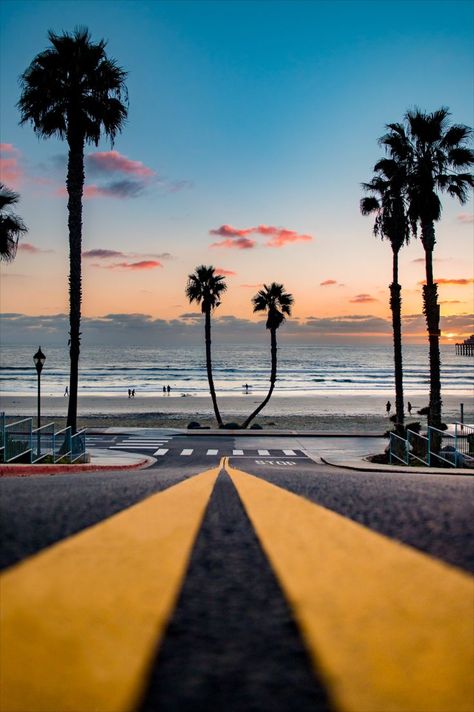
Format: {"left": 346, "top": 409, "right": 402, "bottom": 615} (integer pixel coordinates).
{"left": 389, "top": 422, "right": 474, "bottom": 469}
{"left": 1, "top": 415, "right": 87, "bottom": 464}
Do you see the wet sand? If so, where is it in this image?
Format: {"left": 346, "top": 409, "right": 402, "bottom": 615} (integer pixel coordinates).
{"left": 1, "top": 393, "right": 470, "bottom": 433}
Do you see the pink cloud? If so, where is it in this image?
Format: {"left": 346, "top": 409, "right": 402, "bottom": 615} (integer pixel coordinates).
{"left": 210, "top": 237, "right": 256, "bottom": 249}
{"left": 0, "top": 143, "right": 22, "bottom": 188}
{"left": 350, "top": 294, "right": 378, "bottom": 303}
{"left": 457, "top": 213, "right": 474, "bottom": 224}
{"left": 240, "top": 283, "right": 263, "bottom": 288}
{"left": 320, "top": 279, "right": 337, "bottom": 286}
{"left": 418, "top": 278, "right": 474, "bottom": 286}
{"left": 109, "top": 260, "right": 163, "bottom": 270}
{"left": 17, "top": 242, "right": 53, "bottom": 254}
{"left": 87, "top": 151, "right": 155, "bottom": 178}
{"left": 215, "top": 267, "right": 237, "bottom": 276}
{"left": 209, "top": 223, "right": 313, "bottom": 248}
{"left": 83, "top": 249, "right": 126, "bottom": 259}
{"left": 210, "top": 224, "right": 254, "bottom": 238}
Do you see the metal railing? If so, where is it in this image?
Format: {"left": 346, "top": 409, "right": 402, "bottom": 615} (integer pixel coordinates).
{"left": 1, "top": 417, "right": 87, "bottom": 464}
{"left": 389, "top": 422, "right": 474, "bottom": 469}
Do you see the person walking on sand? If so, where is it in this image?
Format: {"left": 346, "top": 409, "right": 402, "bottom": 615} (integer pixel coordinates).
{"left": 386, "top": 400, "right": 391, "bottom": 414}
{"left": 408, "top": 401, "right": 412, "bottom": 415}
{"left": 128, "top": 388, "right": 131, "bottom": 398}
{"left": 167, "top": 385, "right": 171, "bottom": 395}
{"left": 163, "top": 385, "right": 166, "bottom": 395}
{"left": 64, "top": 386, "right": 68, "bottom": 397}
{"left": 131, "top": 388, "right": 135, "bottom": 398}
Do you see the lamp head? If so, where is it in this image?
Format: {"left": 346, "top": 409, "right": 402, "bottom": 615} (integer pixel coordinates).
{"left": 33, "top": 346, "right": 46, "bottom": 374}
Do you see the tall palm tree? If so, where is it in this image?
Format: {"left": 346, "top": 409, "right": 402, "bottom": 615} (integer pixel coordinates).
{"left": 186, "top": 265, "right": 227, "bottom": 427}
{"left": 18, "top": 28, "right": 128, "bottom": 432}
{"left": 241, "top": 283, "right": 293, "bottom": 429}
{"left": 361, "top": 158, "right": 410, "bottom": 433}
{"left": 380, "top": 108, "right": 473, "bottom": 430}
{"left": 0, "top": 184, "right": 27, "bottom": 262}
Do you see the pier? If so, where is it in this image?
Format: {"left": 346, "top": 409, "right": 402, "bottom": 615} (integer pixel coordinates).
{"left": 455, "top": 335, "right": 474, "bottom": 356}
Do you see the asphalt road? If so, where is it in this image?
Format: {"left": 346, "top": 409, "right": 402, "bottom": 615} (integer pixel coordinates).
{"left": 1, "top": 431, "right": 473, "bottom": 712}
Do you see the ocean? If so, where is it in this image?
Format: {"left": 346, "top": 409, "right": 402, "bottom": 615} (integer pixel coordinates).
{"left": 0, "top": 343, "right": 472, "bottom": 398}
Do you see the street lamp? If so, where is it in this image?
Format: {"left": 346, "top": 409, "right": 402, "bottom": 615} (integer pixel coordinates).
{"left": 33, "top": 347, "right": 46, "bottom": 455}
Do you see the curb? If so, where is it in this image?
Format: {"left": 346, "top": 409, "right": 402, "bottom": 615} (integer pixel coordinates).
{"left": 0, "top": 455, "right": 155, "bottom": 478}
{"left": 320, "top": 456, "right": 474, "bottom": 476}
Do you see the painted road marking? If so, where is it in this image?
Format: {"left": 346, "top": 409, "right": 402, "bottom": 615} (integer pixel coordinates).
{"left": 233, "top": 449, "right": 244, "bottom": 455}
{"left": 0, "top": 464, "right": 222, "bottom": 712}
{"left": 154, "top": 449, "right": 169, "bottom": 456}
{"left": 283, "top": 449, "right": 296, "bottom": 456}
{"left": 257, "top": 450, "right": 270, "bottom": 456}
{"left": 225, "top": 459, "right": 474, "bottom": 712}
{"left": 206, "top": 449, "right": 218, "bottom": 455}
{"left": 110, "top": 445, "right": 162, "bottom": 450}
{"left": 180, "top": 449, "right": 193, "bottom": 456}
{"left": 254, "top": 460, "right": 296, "bottom": 466}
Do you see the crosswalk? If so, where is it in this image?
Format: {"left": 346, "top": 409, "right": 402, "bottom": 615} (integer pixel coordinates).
{"left": 87, "top": 434, "right": 302, "bottom": 459}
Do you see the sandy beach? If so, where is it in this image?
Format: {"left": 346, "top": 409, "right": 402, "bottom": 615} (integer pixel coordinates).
{"left": 1, "top": 392, "right": 471, "bottom": 432}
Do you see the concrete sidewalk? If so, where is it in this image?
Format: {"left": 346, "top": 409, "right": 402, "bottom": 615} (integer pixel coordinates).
{"left": 0, "top": 449, "right": 155, "bottom": 477}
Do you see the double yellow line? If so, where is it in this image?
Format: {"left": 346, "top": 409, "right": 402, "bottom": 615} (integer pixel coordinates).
{"left": 1, "top": 457, "right": 473, "bottom": 712}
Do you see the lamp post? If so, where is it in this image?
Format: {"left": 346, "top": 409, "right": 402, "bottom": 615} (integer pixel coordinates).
{"left": 33, "top": 346, "right": 46, "bottom": 456}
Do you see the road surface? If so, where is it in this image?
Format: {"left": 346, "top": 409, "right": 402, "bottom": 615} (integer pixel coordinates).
{"left": 1, "top": 431, "right": 473, "bottom": 712}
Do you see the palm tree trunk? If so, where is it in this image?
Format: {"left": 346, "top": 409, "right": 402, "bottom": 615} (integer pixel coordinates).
{"left": 66, "top": 131, "right": 85, "bottom": 434}
{"left": 390, "top": 249, "right": 404, "bottom": 434}
{"left": 242, "top": 328, "right": 277, "bottom": 429}
{"left": 421, "top": 221, "right": 442, "bottom": 434}
{"left": 205, "top": 308, "right": 223, "bottom": 427}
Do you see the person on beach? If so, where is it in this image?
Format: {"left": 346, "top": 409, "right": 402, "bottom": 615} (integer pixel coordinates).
{"left": 131, "top": 389, "right": 135, "bottom": 398}
{"left": 244, "top": 383, "right": 249, "bottom": 393}
{"left": 163, "top": 386, "right": 166, "bottom": 394}
{"left": 408, "top": 401, "right": 412, "bottom": 415}
{"left": 64, "top": 386, "right": 68, "bottom": 397}
{"left": 386, "top": 400, "right": 391, "bottom": 414}
{"left": 128, "top": 388, "right": 131, "bottom": 398}
{"left": 167, "top": 385, "right": 171, "bottom": 394}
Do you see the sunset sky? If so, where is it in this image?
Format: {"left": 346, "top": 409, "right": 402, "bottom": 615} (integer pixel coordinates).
{"left": 0, "top": 0, "right": 473, "bottom": 346}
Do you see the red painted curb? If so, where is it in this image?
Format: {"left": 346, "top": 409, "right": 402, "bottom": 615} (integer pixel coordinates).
{"left": 0, "top": 457, "right": 153, "bottom": 477}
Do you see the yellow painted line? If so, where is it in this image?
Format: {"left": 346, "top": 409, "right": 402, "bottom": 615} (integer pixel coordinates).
{"left": 225, "top": 461, "right": 474, "bottom": 712}
{"left": 0, "top": 463, "right": 222, "bottom": 712}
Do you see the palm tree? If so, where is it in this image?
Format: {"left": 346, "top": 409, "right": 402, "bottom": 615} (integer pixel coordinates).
{"left": 18, "top": 28, "right": 128, "bottom": 433}
{"left": 241, "top": 283, "right": 293, "bottom": 429}
{"left": 380, "top": 108, "right": 473, "bottom": 430}
{"left": 0, "top": 184, "right": 27, "bottom": 262}
{"left": 186, "top": 265, "right": 227, "bottom": 427}
{"left": 361, "top": 158, "right": 410, "bottom": 433}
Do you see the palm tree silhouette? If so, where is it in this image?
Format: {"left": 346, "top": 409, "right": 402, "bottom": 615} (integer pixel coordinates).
{"left": 380, "top": 108, "right": 473, "bottom": 430}
{"left": 18, "top": 28, "right": 128, "bottom": 433}
{"left": 241, "top": 283, "right": 293, "bottom": 429}
{"left": 0, "top": 184, "right": 27, "bottom": 262}
{"left": 186, "top": 265, "right": 227, "bottom": 427}
{"left": 361, "top": 159, "right": 410, "bottom": 433}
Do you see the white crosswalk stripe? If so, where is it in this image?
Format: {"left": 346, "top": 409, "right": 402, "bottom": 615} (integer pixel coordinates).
{"left": 258, "top": 450, "right": 270, "bottom": 456}
{"left": 206, "top": 449, "right": 218, "bottom": 455}
{"left": 154, "top": 449, "right": 169, "bottom": 456}
{"left": 181, "top": 449, "right": 193, "bottom": 456}
{"left": 233, "top": 449, "right": 244, "bottom": 455}
{"left": 283, "top": 449, "right": 296, "bottom": 456}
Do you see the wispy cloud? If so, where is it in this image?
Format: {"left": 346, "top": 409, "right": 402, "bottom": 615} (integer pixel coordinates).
{"left": 211, "top": 237, "right": 257, "bottom": 249}
{"left": 0, "top": 143, "right": 22, "bottom": 188}
{"left": 86, "top": 151, "right": 155, "bottom": 178}
{"left": 83, "top": 248, "right": 172, "bottom": 261}
{"left": 17, "top": 242, "right": 53, "bottom": 254}
{"left": 215, "top": 267, "right": 237, "bottom": 276}
{"left": 349, "top": 293, "right": 378, "bottom": 303}
{"left": 103, "top": 260, "right": 163, "bottom": 271}
{"left": 209, "top": 223, "right": 313, "bottom": 249}
{"left": 418, "top": 278, "right": 474, "bottom": 286}
{"left": 83, "top": 249, "right": 125, "bottom": 259}
{"left": 457, "top": 212, "right": 474, "bottom": 224}
{"left": 320, "top": 279, "right": 337, "bottom": 286}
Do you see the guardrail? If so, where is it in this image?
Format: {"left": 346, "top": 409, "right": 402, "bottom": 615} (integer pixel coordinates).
{"left": 1, "top": 416, "right": 87, "bottom": 464}
{"left": 389, "top": 422, "right": 474, "bottom": 469}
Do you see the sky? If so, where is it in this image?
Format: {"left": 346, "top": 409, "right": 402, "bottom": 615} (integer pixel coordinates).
{"left": 0, "top": 0, "right": 473, "bottom": 346}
